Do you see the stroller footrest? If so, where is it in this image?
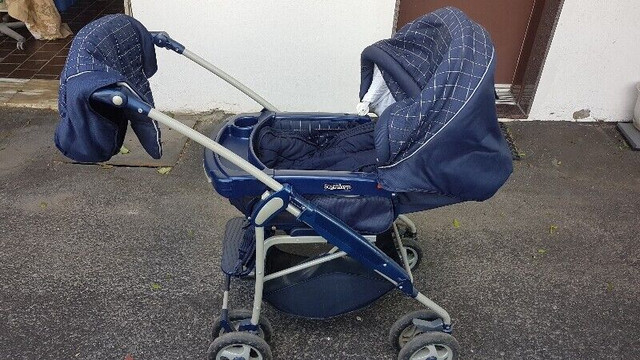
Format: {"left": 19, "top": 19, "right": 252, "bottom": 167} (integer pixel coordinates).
{"left": 221, "top": 217, "right": 255, "bottom": 277}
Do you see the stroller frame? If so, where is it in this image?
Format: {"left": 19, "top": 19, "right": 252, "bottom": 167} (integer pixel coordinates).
{"left": 92, "top": 32, "right": 455, "bottom": 359}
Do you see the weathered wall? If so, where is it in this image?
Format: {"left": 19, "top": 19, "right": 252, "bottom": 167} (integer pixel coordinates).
{"left": 529, "top": 0, "right": 640, "bottom": 121}
{"left": 131, "top": 0, "right": 397, "bottom": 113}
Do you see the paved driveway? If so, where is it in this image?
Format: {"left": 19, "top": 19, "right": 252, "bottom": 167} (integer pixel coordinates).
{"left": 1, "top": 108, "right": 639, "bottom": 359}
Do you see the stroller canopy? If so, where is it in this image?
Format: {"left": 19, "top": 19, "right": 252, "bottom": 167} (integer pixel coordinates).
{"left": 55, "top": 14, "right": 162, "bottom": 163}
{"left": 361, "top": 7, "right": 512, "bottom": 203}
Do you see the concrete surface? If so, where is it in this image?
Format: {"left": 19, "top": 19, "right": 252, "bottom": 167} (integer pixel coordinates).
{"left": 52, "top": 114, "right": 209, "bottom": 168}
{"left": 0, "top": 79, "right": 58, "bottom": 110}
{"left": 618, "top": 123, "right": 640, "bottom": 151}
{"left": 0, "top": 108, "right": 639, "bottom": 359}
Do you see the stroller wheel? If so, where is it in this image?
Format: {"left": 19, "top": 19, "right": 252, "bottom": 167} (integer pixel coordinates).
{"left": 389, "top": 310, "right": 442, "bottom": 351}
{"left": 400, "top": 238, "right": 423, "bottom": 270}
{"left": 397, "top": 332, "right": 459, "bottom": 360}
{"left": 212, "top": 309, "right": 273, "bottom": 343}
{"left": 207, "top": 332, "right": 272, "bottom": 360}
{"left": 395, "top": 221, "right": 418, "bottom": 240}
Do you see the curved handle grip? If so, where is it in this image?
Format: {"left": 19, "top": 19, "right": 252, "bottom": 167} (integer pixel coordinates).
{"left": 150, "top": 31, "right": 185, "bottom": 54}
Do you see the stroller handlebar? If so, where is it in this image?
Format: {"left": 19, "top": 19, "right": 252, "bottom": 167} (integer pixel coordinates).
{"left": 91, "top": 84, "right": 285, "bottom": 194}
{"left": 150, "top": 31, "right": 185, "bottom": 54}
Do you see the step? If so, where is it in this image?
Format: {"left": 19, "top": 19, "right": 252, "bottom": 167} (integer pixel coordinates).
{"left": 221, "top": 217, "right": 255, "bottom": 277}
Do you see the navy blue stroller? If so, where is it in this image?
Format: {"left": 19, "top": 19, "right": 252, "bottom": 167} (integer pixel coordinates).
{"left": 55, "top": 7, "right": 512, "bottom": 360}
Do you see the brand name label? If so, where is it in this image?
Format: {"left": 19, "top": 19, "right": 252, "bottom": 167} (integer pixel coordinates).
{"left": 324, "top": 183, "right": 352, "bottom": 191}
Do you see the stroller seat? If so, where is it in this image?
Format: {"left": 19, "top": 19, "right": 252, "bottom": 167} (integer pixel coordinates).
{"left": 208, "top": 111, "right": 397, "bottom": 235}
{"left": 256, "top": 119, "right": 377, "bottom": 173}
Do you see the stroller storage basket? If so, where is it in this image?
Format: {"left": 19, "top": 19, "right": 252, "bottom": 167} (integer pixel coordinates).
{"left": 264, "top": 250, "right": 396, "bottom": 319}
{"left": 261, "top": 230, "right": 402, "bottom": 319}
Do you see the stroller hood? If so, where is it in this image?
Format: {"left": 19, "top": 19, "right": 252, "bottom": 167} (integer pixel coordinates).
{"left": 55, "top": 14, "right": 162, "bottom": 163}
{"left": 360, "top": 7, "right": 513, "bottom": 202}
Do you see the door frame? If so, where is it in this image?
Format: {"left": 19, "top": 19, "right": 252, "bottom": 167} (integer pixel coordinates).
{"left": 394, "top": 0, "right": 566, "bottom": 119}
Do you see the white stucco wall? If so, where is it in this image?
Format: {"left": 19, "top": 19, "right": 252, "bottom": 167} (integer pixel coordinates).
{"left": 529, "top": 0, "right": 640, "bottom": 121}
{"left": 131, "top": 1, "right": 397, "bottom": 113}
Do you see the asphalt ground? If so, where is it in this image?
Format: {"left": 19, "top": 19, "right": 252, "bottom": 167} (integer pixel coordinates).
{"left": 1, "top": 108, "right": 639, "bottom": 359}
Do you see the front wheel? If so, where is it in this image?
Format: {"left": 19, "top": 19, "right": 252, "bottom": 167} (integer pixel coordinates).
{"left": 211, "top": 309, "right": 273, "bottom": 342}
{"left": 389, "top": 310, "right": 442, "bottom": 351}
{"left": 207, "top": 332, "right": 272, "bottom": 360}
{"left": 397, "top": 332, "right": 459, "bottom": 360}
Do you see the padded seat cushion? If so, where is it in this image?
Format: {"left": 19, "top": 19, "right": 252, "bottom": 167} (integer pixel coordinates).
{"left": 256, "top": 121, "right": 377, "bottom": 172}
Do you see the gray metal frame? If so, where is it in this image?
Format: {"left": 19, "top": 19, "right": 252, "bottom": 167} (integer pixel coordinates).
{"left": 182, "top": 49, "right": 279, "bottom": 112}
{"left": 263, "top": 234, "right": 377, "bottom": 282}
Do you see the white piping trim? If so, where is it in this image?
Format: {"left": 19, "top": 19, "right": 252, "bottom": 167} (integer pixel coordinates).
{"left": 150, "top": 115, "right": 162, "bottom": 157}
{"left": 66, "top": 71, "right": 94, "bottom": 81}
{"left": 380, "top": 47, "right": 495, "bottom": 169}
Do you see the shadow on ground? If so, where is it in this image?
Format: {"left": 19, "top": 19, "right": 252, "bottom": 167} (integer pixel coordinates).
{"left": 0, "top": 108, "right": 639, "bottom": 359}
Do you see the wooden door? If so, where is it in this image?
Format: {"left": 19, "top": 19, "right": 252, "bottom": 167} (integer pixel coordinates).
{"left": 398, "top": 0, "right": 537, "bottom": 84}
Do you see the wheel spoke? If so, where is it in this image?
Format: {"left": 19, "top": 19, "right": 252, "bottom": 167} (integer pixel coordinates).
{"left": 435, "top": 345, "right": 452, "bottom": 360}
{"left": 407, "top": 249, "right": 417, "bottom": 268}
{"left": 240, "top": 345, "right": 252, "bottom": 359}
{"left": 210, "top": 332, "right": 269, "bottom": 360}
{"left": 410, "top": 345, "right": 438, "bottom": 360}
{"left": 217, "top": 344, "right": 263, "bottom": 360}
{"left": 427, "top": 345, "right": 438, "bottom": 358}
{"left": 218, "top": 345, "right": 243, "bottom": 360}
{"left": 400, "top": 325, "right": 424, "bottom": 346}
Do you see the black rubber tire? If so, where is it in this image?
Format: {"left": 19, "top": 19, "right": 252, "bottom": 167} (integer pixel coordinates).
{"left": 389, "top": 310, "right": 442, "bottom": 352}
{"left": 397, "top": 332, "right": 459, "bottom": 360}
{"left": 207, "top": 332, "right": 273, "bottom": 360}
{"left": 395, "top": 221, "right": 418, "bottom": 240}
{"left": 211, "top": 309, "right": 273, "bottom": 343}
{"left": 400, "top": 238, "right": 423, "bottom": 270}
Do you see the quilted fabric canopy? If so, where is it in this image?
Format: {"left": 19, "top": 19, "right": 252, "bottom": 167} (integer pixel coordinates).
{"left": 55, "top": 14, "right": 161, "bottom": 163}
{"left": 360, "top": 7, "right": 513, "bottom": 204}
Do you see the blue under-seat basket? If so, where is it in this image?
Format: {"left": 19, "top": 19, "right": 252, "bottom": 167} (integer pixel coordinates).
{"left": 220, "top": 217, "right": 401, "bottom": 318}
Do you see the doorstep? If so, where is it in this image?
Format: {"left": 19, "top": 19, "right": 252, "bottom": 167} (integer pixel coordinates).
{"left": 0, "top": 78, "right": 58, "bottom": 110}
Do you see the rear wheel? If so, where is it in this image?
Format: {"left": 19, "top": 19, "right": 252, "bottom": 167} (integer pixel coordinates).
{"left": 211, "top": 309, "right": 273, "bottom": 343}
{"left": 389, "top": 310, "right": 442, "bottom": 351}
{"left": 397, "top": 332, "right": 459, "bottom": 360}
{"left": 395, "top": 220, "right": 418, "bottom": 240}
{"left": 207, "top": 332, "right": 272, "bottom": 360}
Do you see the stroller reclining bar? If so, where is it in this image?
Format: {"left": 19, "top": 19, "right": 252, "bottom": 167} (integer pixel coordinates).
{"left": 262, "top": 234, "right": 377, "bottom": 282}
{"left": 90, "top": 32, "right": 452, "bottom": 327}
